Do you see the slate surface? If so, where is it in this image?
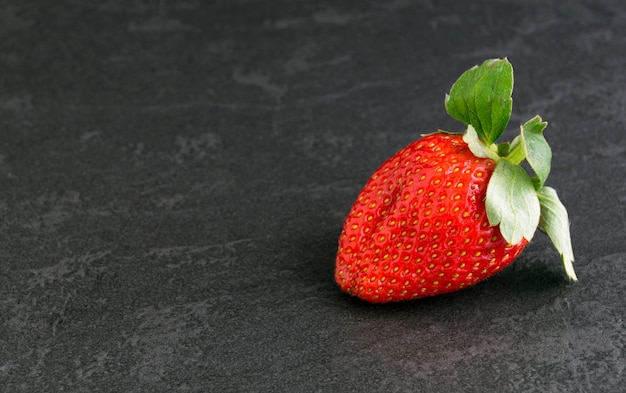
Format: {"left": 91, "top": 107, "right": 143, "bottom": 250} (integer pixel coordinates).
{"left": 1, "top": 1, "right": 625, "bottom": 392}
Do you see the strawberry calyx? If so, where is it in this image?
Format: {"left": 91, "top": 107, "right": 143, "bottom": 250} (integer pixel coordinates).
{"left": 444, "top": 58, "right": 577, "bottom": 281}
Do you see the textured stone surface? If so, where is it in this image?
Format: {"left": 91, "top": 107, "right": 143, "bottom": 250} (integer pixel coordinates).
{"left": 1, "top": 0, "right": 624, "bottom": 392}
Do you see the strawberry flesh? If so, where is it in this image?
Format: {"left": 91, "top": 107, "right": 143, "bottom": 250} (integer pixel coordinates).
{"left": 335, "top": 134, "right": 527, "bottom": 303}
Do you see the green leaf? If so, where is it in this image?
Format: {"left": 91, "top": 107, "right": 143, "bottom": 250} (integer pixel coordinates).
{"left": 486, "top": 160, "right": 540, "bottom": 244}
{"left": 520, "top": 116, "right": 551, "bottom": 188}
{"left": 445, "top": 58, "right": 514, "bottom": 144}
{"left": 537, "top": 186, "right": 577, "bottom": 281}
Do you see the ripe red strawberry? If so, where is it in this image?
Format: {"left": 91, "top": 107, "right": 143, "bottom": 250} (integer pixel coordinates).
{"left": 335, "top": 59, "right": 576, "bottom": 303}
{"left": 336, "top": 134, "right": 526, "bottom": 302}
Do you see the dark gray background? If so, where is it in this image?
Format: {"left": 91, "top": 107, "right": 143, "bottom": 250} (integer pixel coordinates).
{"left": 1, "top": 1, "right": 624, "bottom": 392}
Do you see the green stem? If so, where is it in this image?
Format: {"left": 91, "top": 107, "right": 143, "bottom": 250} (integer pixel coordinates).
{"left": 504, "top": 136, "right": 526, "bottom": 165}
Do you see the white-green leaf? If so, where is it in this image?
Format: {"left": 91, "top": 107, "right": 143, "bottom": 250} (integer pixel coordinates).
{"left": 486, "top": 160, "right": 540, "bottom": 244}
{"left": 521, "top": 116, "right": 551, "bottom": 188}
{"left": 537, "top": 186, "right": 577, "bottom": 281}
{"left": 463, "top": 124, "right": 499, "bottom": 160}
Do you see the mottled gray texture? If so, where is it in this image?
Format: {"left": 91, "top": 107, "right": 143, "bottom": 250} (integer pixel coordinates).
{"left": 1, "top": 0, "right": 625, "bottom": 392}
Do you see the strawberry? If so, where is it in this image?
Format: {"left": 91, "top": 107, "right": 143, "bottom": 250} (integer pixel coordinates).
{"left": 335, "top": 58, "right": 577, "bottom": 303}
{"left": 335, "top": 133, "right": 528, "bottom": 301}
